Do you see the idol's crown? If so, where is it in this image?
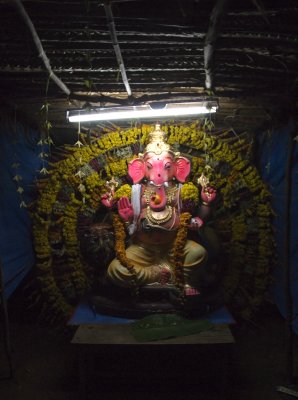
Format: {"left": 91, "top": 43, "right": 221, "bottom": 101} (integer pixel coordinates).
{"left": 143, "top": 124, "right": 178, "bottom": 157}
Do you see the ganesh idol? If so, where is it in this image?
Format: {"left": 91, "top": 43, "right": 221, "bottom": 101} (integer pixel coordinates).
{"left": 101, "top": 124, "right": 216, "bottom": 306}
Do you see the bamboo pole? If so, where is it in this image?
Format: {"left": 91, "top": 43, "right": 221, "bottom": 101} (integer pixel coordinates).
{"left": 103, "top": 1, "right": 132, "bottom": 98}
{"left": 11, "top": 0, "right": 71, "bottom": 96}
{"left": 204, "top": 0, "right": 229, "bottom": 90}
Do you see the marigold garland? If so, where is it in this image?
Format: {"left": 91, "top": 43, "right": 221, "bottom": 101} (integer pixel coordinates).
{"left": 112, "top": 213, "right": 134, "bottom": 272}
{"left": 171, "top": 212, "right": 192, "bottom": 293}
{"left": 114, "top": 184, "right": 132, "bottom": 200}
{"left": 112, "top": 213, "right": 138, "bottom": 291}
{"left": 180, "top": 183, "right": 199, "bottom": 203}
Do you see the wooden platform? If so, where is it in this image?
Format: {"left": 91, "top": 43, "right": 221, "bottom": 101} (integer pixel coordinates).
{"left": 71, "top": 323, "right": 234, "bottom": 345}
{"left": 72, "top": 323, "right": 235, "bottom": 399}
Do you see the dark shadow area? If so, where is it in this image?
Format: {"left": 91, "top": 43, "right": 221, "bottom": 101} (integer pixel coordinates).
{"left": 1, "top": 279, "right": 298, "bottom": 400}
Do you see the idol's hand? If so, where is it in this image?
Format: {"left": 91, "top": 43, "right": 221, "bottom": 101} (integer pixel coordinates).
{"left": 117, "top": 196, "right": 134, "bottom": 222}
{"left": 101, "top": 192, "right": 115, "bottom": 208}
{"left": 189, "top": 216, "right": 204, "bottom": 230}
{"left": 201, "top": 186, "right": 216, "bottom": 204}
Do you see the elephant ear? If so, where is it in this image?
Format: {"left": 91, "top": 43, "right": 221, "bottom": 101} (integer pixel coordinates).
{"left": 175, "top": 157, "right": 191, "bottom": 183}
{"left": 128, "top": 158, "right": 145, "bottom": 183}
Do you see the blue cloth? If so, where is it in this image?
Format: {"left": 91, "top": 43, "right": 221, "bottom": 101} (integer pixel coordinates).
{"left": 0, "top": 123, "right": 43, "bottom": 298}
{"left": 68, "top": 301, "right": 235, "bottom": 325}
{"left": 256, "top": 117, "right": 298, "bottom": 333}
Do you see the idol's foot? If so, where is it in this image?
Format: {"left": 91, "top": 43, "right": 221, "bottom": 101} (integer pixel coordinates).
{"left": 149, "top": 263, "right": 173, "bottom": 285}
{"left": 184, "top": 284, "right": 200, "bottom": 297}
{"left": 159, "top": 265, "right": 173, "bottom": 285}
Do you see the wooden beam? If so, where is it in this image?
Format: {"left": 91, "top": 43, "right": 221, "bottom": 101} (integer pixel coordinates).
{"left": 204, "top": 0, "right": 229, "bottom": 90}
{"left": 11, "top": 0, "right": 71, "bottom": 96}
{"left": 103, "top": 1, "right": 132, "bottom": 98}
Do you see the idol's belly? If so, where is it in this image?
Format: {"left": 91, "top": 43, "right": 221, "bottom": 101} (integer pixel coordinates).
{"left": 134, "top": 207, "right": 179, "bottom": 245}
{"left": 134, "top": 229, "right": 177, "bottom": 246}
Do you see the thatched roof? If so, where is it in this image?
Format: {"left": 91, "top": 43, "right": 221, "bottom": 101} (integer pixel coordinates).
{"left": 0, "top": 0, "right": 297, "bottom": 134}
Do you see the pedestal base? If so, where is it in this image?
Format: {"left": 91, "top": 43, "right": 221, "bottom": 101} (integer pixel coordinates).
{"left": 72, "top": 323, "right": 235, "bottom": 400}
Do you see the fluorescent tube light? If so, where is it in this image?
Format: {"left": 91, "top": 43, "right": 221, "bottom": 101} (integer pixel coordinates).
{"left": 67, "top": 102, "right": 218, "bottom": 123}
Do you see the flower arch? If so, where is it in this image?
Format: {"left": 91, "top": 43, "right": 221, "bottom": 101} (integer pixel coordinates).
{"left": 32, "top": 123, "right": 275, "bottom": 322}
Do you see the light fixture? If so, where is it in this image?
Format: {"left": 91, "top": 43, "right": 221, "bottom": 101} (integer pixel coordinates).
{"left": 67, "top": 101, "right": 218, "bottom": 123}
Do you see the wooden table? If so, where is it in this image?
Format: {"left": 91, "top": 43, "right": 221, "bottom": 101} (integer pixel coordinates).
{"left": 72, "top": 323, "right": 235, "bottom": 399}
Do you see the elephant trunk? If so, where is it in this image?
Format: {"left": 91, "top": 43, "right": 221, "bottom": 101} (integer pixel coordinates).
{"left": 149, "top": 184, "right": 167, "bottom": 211}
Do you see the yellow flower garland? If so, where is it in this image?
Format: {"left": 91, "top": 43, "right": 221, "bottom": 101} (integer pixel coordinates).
{"left": 112, "top": 213, "right": 135, "bottom": 273}
{"left": 171, "top": 212, "right": 192, "bottom": 293}
{"left": 180, "top": 183, "right": 199, "bottom": 203}
{"left": 114, "top": 184, "right": 132, "bottom": 200}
